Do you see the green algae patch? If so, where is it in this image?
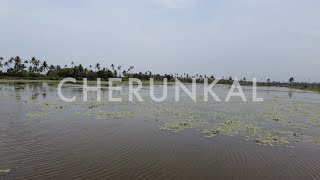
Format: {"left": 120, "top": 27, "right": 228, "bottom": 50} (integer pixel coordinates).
{"left": 160, "top": 120, "right": 205, "bottom": 132}
{"left": 310, "top": 119, "right": 320, "bottom": 126}
{"left": 96, "top": 111, "right": 135, "bottom": 120}
{"left": 0, "top": 169, "right": 11, "bottom": 174}
{"left": 212, "top": 112, "right": 229, "bottom": 119}
{"left": 262, "top": 112, "right": 281, "bottom": 122}
{"left": 255, "top": 134, "right": 290, "bottom": 146}
{"left": 203, "top": 120, "right": 248, "bottom": 137}
{"left": 264, "top": 129, "right": 320, "bottom": 146}
{"left": 81, "top": 106, "right": 137, "bottom": 120}
{"left": 302, "top": 136, "right": 320, "bottom": 145}
{"left": 26, "top": 111, "right": 49, "bottom": 118}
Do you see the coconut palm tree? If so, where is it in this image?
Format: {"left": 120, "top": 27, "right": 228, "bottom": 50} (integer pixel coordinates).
{"left": 117, "top": 66, "right": 122, "bottom": 77}
{"left": 13, "top": 56, "right": 23, "bottom": 72}
{"left": 127, "top": 66, "right": 134, "bottom": 73}
{"left": 0, "top": 57, "right": 3, "bottom": 72}
{"left": 49, "top": 65, "right": 55, "bottom": 70}
{"left": 77, "top": 64, "right": 84, "bottom": 74}
{"left": 29, "top": 57, "right": 37, "bottom": 71}
{"left": 95, "top": 63, "right": 101, "bottom": 71}
{"left": 113, "top": 70, "right": 117, "bottom": 77}
{"left": 289, "top": 77, "right": 294, "bottom": 83}
{"left": 41, "top": 61, "right": 49, "bottom": 74}
{"left": 4, "top": 61, "right": 9, "bottom": 72}
{"left": 8, "top": 57, "right": 14, "bottom": 69}
{"left": 29, "top": 57, "right": 41, "bottom": 73}
{"left": 35, "top": 59, "right": 41, "bottom": 73}
{"left": 122, "top": 70, "right": 127, "bottom": 77}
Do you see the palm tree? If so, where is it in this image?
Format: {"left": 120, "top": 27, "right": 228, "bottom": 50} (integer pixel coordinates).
{"left": 41, "top": 61, "right": 49, "bottom": 74}
{"left": 8, "top": 57, "right": 14, "bottom": 69}
{"left": 29, "top": 57, "right": 40, "bottom": 73}
{"left": 117, "top": 66, "right": 122, "bottom": 77}
{"left": 39, "top": 66, "right": 44, "bottom": 73}
{"left": 289, "top": 77, "right": 294, "bottom": 83}
{"left": 113, "top": 70, "right": 117, "bottom": 77}
{"left": 35, "top": 59, "right": 41, "bottom": 73}
{"left": 29, "top": 57, "right": 36, "bottom": 64}
{"left": 49, "top": 65, "right": 55, "bottom": 70}
{"left": 267, "top": 78, "right": 270, "bottom": 83}
{"left": 13, "top": 56, "right": 23, "bottom": 72}
{"left": 24, "top": 60, "right": 29, "bottom": 70}
{"left": 4, "top": 61, "right": 9, "bottom": 72}
{"left": 111, "top": 64, "right": 114, "bottom": 71}
{"left": 71, "top": 61, "right": 75, "bottom": 68}
{"left": 122, "top": 70, "right": 127, "bottom": 77}
{"left": 127, "top": 66, "right": 134, "bottom": 74}
{"left": 95, "top": 63, "right": 101, "bottom": 71}
{"left": 0, "top": 57, "right": 3, "bottom": 72}
{"left": 29, "top": 57, "right": 37, "bottom": 71}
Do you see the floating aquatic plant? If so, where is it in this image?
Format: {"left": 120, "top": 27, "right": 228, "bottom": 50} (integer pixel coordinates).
{"left": 203, "top": 120, "right": 244, "bottom": 137}
{"left": 310, "top": 119, "right": 320, "bottom": 126}
{"left": 255, "top": 134, "right": 290, "bottom": 146}
{"left": 26, "top": 111, "right": 49, "bottom": 118}
{"left": 160, "top": 120, "right": 205, "bottom": 132}
{"left": 0, "top": 169, "right": 11, "bottom": 174}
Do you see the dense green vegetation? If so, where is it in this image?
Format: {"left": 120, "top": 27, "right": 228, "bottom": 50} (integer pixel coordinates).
{"left": 0, "top": 56, "right": 319, "bottom": 91}
{"left": 0, "top": 56, "right": 222, "bottom": 82}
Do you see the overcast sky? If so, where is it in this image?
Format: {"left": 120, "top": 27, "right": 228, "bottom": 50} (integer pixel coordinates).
{"left": 1, "top": 0, "right": 319, "bottom": 82}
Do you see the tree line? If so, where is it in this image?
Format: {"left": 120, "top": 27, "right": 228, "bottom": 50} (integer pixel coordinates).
{"left": 0, "top": 56, "right": 311, "bottom": 86}
{"left": 0, "top": 56, "right": 218, "bottom": 82}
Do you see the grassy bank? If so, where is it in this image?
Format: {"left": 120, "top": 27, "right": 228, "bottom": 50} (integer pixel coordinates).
{"left": 286, "top": 85, "right": 320, "bottom": 92}
{"left": 0, "top": 77, "right": 319, "bottom": 92}
{"left": 0, "top": 78, "right": 171, "bottom": 86}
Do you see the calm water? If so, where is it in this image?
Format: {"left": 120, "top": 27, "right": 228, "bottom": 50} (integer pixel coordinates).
{"left": 0, "top": 82, "right": 320, "bottom": 180}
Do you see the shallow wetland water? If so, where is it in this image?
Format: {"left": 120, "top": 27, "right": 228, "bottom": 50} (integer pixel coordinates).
{"left": 0, "top": 82, "right": 320, "bottom": 179}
